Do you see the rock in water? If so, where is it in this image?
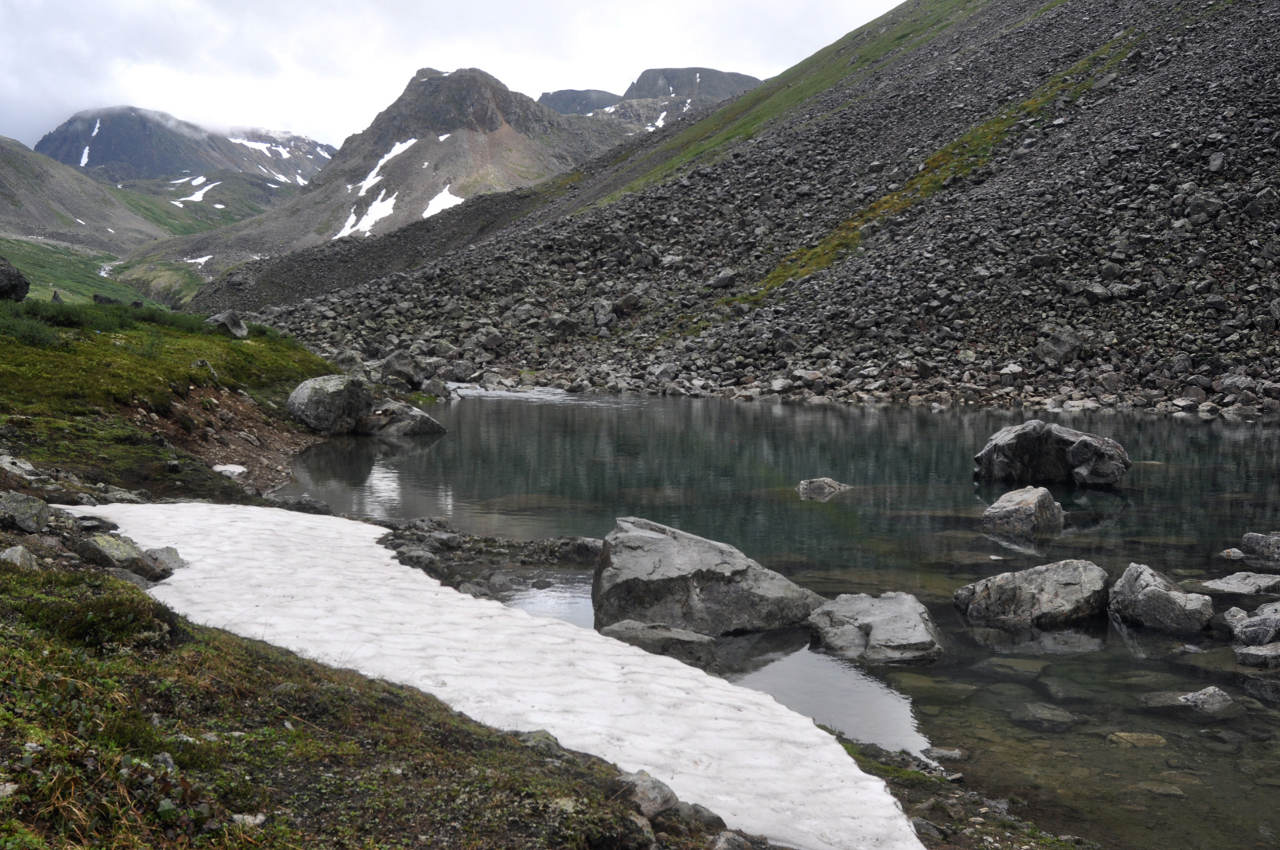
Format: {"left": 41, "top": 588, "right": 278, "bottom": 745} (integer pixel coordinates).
{"left": 981, "top": 486, "right": 1065, "bottom": 540}
{"left": 356, "top": 400, "right": 446, "bottom": 437}
{"left": 286, "top": 374, "right": 374, "bottom": 434}
{"left": 973, "top": 419, "right": 1131, "bottom": 486}
{"left": 593, "top": 517, "right": 824, "bottom": 635}
{"left": 0, "top": 256, "right": 30, "bottom": 301}
{"left": 1108, "top": 563, "right": 1213, "bottom": 636}
{"left": 807, "top": 592, "right": 943, "bottom": 664}
{"left": 1240, "top": 532, "right": 1280, "bottom": 561}
{"left": 954, "top": 559, "right": 1109, "bottom": 631}
{"left": 795, "top": 477, "right": 851, "bottom": 502}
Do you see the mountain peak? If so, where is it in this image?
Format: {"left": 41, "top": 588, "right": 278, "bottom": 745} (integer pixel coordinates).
{"left": 623, "top": 67, "right": 761, "bottom": 101}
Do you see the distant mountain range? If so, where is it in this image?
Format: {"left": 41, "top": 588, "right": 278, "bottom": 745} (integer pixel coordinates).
{"left": 35, "top": 106, "right": 335, "bottom": 184}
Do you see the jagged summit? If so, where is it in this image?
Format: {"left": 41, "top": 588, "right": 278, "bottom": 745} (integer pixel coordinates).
{"left": 34, "top": 106, "right": 334, "bottom": 184}
{"left": 622, "top": 68, "right": 760, "bottom": 101}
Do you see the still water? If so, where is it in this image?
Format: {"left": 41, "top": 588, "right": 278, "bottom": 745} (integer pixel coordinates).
{"left": 280, "top": 391, "right": 1280, "bottom": 850}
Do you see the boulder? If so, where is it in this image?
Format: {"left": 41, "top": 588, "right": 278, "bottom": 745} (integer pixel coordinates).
{"left": 356, "top": 400, "right": 446, "bottom": 437}
{"left": 1137, "top": 686, "right": 1243, "bottom": 720}
{"left": 1201, "top": 573, "right": 1280, "bottom": 595}
{"left": 0, "top": 256, "right": 30, "bottom": 301}
{"left": 973, "top": 419, "right": 1131, "bottom": 486}
{"left": 600, "top": 620, "right": 718, "bottom": 670}
{"left": 286, "top": 375, "right": 374, "bottom": 434}
{"left": 205, "top": 310, "right": 249, "bottom": 339}
{"left": 76, "top": 533, "right": 173, "bottom": 582}
{"left": 807, "top": 592, "right": 943, "bottom": 664}
{"left": 1109, "top": 563, "right": 1213, "bottom": 636}
{"left": 1, "top": 545, "right": 38, "bottom": 569}
{"left": 795, "top": 477, "right": 851, "bottom": 502}
{"left": 1241, "top": 532, "right": 1280, "bottom": 561}
{"left": 0, "top": 491, "right": 50, "bottom": 533}
{"left": 1223, "top": 602, "right": 1280, "bottom": 646}
{"left": 618, "top": 770, "right": 678, "bottom": 818}
{"left": 954, "top": 560, "right": 1109, "bottom": 631}
{"left": 1233, "top": 643, "right": 1280, "bottom": 669}
{"left": 1009, "top": 702, "right": 1084, "bottom": 732}
{"left": 380, "top": 349, "right": 427, "bottom": 389}
{"left": 981, "top": 486, "right": 1065, "bottom": 540}
{"left": 593, "top": 517, "right": 824, "bottom": 636}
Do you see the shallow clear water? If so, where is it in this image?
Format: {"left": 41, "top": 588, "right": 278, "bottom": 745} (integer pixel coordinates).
{"left": 281, "top": 394, "right": 1280, "bottom": 850}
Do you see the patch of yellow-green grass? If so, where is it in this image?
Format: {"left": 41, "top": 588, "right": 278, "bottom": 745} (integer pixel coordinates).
{"left": 732, "top": 36, "right": 1133, "bottom": 308}
{"left": 0, "top": 237, "right": 155, "bottom": 305}
{"left": 113, "top": 257, "right": 207, "bottom": 306}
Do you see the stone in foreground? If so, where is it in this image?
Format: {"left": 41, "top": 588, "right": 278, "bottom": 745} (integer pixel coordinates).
{"left": 0, "top": 256, "right": 30, "bottom": 301}
{"left": 981, "top": 486, "right": 1064, "bottom": 540}
{"left": 287, "top": 374, "right": 374, "bottom": 434}
{"left": 973, "top": 419, "right": 1131, "bottom": 486}
{"left": 205, "top": 310, "right": 249, "bottom": 339}
{"left": 808, "top": 592, "right": 943, "bottom": 664}
{"left": 1241, "top": 532, "right": 1280, "bottom": 561}
{"left": 356, "top": 400, "right": 446, "bottom": 437}
{"left": 0, "top": 490, "right": 50, "bottom": 533}
{"left": 76, "top": 533, "right": 173, "bottom": 582}
{"left": 593, "top": 517, "right": 824, "bottom": 636}
{"left": 1109, "top": 563, "right": 1213, "bottom": 636}
{"left": 795, "top": 477, "right": 851, "bottom": 502}
{"left": 954, "top": 560, "right": 1109, "bottom": 631}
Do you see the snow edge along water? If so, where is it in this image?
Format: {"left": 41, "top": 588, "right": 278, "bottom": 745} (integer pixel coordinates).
{"left": 69, "top": 502, "right": 925, "bottom": 850}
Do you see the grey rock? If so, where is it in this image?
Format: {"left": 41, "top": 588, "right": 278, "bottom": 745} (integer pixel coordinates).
{"left": 205, "top": 310, "right": 249, "bottom": 339}
{"left": 1241, "top": 532, "right": 1280, "bottom": 561}
{"left": 1109, "top": 563, "right": 1213, "bottom": 636}
{"left": 76, "top": 533, "right": 173, "bottom": 582}
{"left": 795, "top": 477, "right": 851, "bottom": 502}
{"left": 981, "top": 486, "right": 1065, "bottom": 540}
{"left": 145, "top": 546, "right": 188, "bottom": 573}
{"left": 286, "top": 375, "right": 374, "bottom": 434}
{"left": 1225, "top": 601, "right": 1280, "bottom": 646}
{"left": 0, "top": 491, "right": 50, "bottom": 533}
{"left": 0, "top": 256, "right": 31, "bottom": 301}
{"left": 619, "top": 769, "right": 678, "bottom": 818}
{"left": 593, "top": 517, "right": 824, "bottom": 636}
{"left": 1, "top": 545, "right": 38, "bottom": 569}
{"left": 954, "top": 559, "right": 1109, "bottom": 631}
{"left": 356, "top": 400, "right": 446, "bottom": 437}
{"left": 973, "top": 420, "right": 1131, "bottom": 486}
{"left": 1233, "top": 643, "right": 1280, "bottom": 669}
{"left": 600, "top": 620, "right": 718, "bottom": 670}
{"left": 1201, "top": 573, "right": 1280, "bottom": 595}
{"left": 1009, "top": 702, "right": 1084, "bottom": 732}
{"left": 808, "top": 592, "right": 943, "bottom": 664}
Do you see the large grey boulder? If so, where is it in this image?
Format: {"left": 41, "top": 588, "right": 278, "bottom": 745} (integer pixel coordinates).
{"left": 593, "top": 517, "right": 824, "bottom": 636}
{"left": 356, "top": 400, "right": 446, "bottom": 437}
{"left": 981, "top": 486, "right": 1064, "bottom": 540}
{"left": 1109, "top": 563, "right": 1213, "bottom": 636}
{"left": 1223, "top": 602, "right": 1280, "bottom": 646}
{"left": 973, "top": 419, "right": 1131, "bottom": 486}
{"left": 954, "top": 560, "right": 1109, "bottom": 631}
{"left": 807, "top": 592, "right": 943, "bottom": 664}
{"left": 0, "top": 491, "right": 50, "bottom": 533}
{"left": 1241, "top": 532, "right": 1280, "bottom": 561}
{"left": 0, "top": 256, "right": 30, "bottom": 301}
{"left": 76, "top": 533, "right": 173, "bottom": 582}
{"left": 205, "top": 310, "right": 248, "bottom": 339}
{"left": 287, "top": 375, "right": 374, "bottom": 434}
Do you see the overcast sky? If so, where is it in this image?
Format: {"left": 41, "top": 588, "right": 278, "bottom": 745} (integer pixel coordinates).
{"left": 0, "top": 0, "right": 900, "bottom": 149}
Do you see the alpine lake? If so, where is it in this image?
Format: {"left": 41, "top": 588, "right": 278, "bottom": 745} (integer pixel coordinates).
{"left": 277, "top": 390, "right": 1280, "bottom": 850}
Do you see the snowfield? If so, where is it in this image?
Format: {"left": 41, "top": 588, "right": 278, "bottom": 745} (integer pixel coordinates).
{"left": 69, "top": 503, "right": 925, "bottom": 850}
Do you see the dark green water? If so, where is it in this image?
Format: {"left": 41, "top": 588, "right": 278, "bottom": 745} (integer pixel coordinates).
{"left": 281, "top": 392, "right": 1280, "bottom": 850}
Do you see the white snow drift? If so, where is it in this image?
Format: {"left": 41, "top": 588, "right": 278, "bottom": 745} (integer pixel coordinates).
{"left": 70, "top": 503, "right": 924, "bottom": 850}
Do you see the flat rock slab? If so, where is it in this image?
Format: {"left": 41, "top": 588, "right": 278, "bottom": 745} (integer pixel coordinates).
{"left": 1108, "top": 732, "right": 1168, "bottom": 748}
{"left": 1235, "top": 642, "right": 1280, "bottom": 669}
{"left": 600, "top": 620, "right": 717, "bottom": 670}
{"left": 795, "top": 477, "right": 851, "bottom": 502}
{"left": 1009, "top": 702, "right": 1084, "bottom": 732}
{"left": 594, "top": 517, "right": 824, "bottom": 636}
{"left": 973, "top": 419, "right": 1131, "bottom": 486}
{"left": 808, "top": 592, "right": 943, "bottom": 665}
{"left": 954, "top": 559, "right": 1109, "bottom": 631}
{"left": 1201, "top": 572, "right": 1280, "bottom": 595}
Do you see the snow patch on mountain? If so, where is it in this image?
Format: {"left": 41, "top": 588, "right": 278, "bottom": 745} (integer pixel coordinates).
{"left": 190, "top": 175, "right": 207, "bottom": 187}
{"left": 79, "top": 146, "right": 89, "bottom": 167}
{"left": 357, "top": 138, "right": 418, "bottom": 198}
{"left": 177, "top": 181, "right": 220, "bottom": 203}
{"left": 91, "top": 118, "right": 100, "bottom": 137}
{"left": 229, "top": 137, "right": 274, "bottom": 155}
{"left": 437, "top": 133, "right": 451, "bottom": 142}
{"left": 334, "top": 188, "right": 398, "bottom": 239}
{"left": 423, "top": 184, "right": 464, "bottom": 218}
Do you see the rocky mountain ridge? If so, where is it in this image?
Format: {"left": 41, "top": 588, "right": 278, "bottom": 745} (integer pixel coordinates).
{"left": 35, "top": 106, "right": 335, "bottom": 185}
{"left": 237, "top": 0, "right": 1278, "bottom": 420}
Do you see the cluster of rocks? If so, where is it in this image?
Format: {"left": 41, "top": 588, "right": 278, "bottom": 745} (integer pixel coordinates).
{"left": 217, "top": 0, "right": 1280, "bottom": 421}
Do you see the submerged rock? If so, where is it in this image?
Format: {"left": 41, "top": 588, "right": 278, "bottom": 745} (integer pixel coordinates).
{"left": 795, "top": 477, "right": 851, "bottom": 502}
{"left": 807, "top": 592, "right": 943, "bottom": 665}
{"left": 973, "top": 419, "right": 1131, "bottom": 486}
{"left": 1009, "top": 702, "right": 1084, "bottom": 732}
{"left": 1109, "top": 563, "right": 1213, "bottom": 636}
{"left": 593, "top": 517, "right": 824, "bottom": 636}
{"left": 600, "top": 620, "right": 717, "bottom": 670}
{"left": 1137, "top": 685, "right": 1243, "bottom": 720}
{"left": 981, "top": 486, "right": 1064, "bottom": 540}
{"left": 1201, "top": 573, "right": 1280, "bottom": 595}
{"left": 954, "top": 559, "right": 1109, "bottom": 631}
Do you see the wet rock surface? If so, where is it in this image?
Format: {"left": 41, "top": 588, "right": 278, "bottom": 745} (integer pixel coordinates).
{"left": 808, "top": 592, "right": 944, "bottom": 665}
{"left": 1109, "top": 562, "right": 1214, "bottom": 636}
{"left": 973, "top": 421, "right": 1131, "bottom": 486}
{"left": 980, "top": 486, "right": 1065, "bottom": 540}
{"left": 954, "top": 560, "right": 1110, "bottom": 631}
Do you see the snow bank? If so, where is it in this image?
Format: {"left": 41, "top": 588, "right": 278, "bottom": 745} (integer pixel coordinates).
{"left": 423, "top": 184, "right": 464, "bottom": 218}
{"left": 70, "top": 503, "right": 924, "bottom": 850}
